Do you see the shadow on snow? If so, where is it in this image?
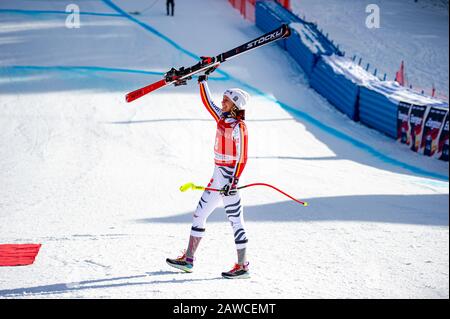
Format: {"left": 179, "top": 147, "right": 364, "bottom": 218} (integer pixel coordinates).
{"left": 136, "top": 193, "right": 449, "bottom": 227}
{"left": 0, "top": 272, "right": 222, "bottom": 297}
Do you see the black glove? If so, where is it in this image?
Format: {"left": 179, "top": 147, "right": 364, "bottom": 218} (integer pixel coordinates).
{"left": 222, "top": 177, "right": 239, "bottom": 196}
{"left": 205, "top": 65, "right": 218, "bottom": 75}
{"left": 198, "top": 74, "right": 208, "bottom": 83}
{"left": 174, "top": 76, "right": 192, "bottom": 86}
{"left": 174, "top": 80, "right": 186, "bottom": 86}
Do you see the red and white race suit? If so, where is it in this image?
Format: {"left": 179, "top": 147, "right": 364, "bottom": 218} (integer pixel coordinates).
{"left": 199, "top": 80, "right": 248, "bottom": 179}
{"left": 189, "top": 81, "right": 249, "bottom": 249}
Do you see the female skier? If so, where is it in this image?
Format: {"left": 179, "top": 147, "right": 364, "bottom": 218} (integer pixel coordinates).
{"left": 166, "top": 72, "right": 251, "bottom": 279}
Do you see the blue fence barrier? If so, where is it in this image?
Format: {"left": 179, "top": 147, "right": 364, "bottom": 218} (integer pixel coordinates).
{"left": 310, "top": 56, "right": 361, "bottom": 121}
{"left": 284, "top": 28, "right": 316, "bottom": 76}
{"left": 359, "top": 85, "right": 398, "bottom": 138}
{"left": 255, "top": 1, "right": 341, "bottom": 75}
{"left": 255, "top": 1, "right": 289, "bottom": 50}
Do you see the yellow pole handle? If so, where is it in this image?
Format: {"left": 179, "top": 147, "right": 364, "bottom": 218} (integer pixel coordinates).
{"left": 179, "top": 182, "right": 205, "bottom": 192}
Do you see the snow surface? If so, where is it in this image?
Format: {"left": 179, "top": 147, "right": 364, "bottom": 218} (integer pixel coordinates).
{"left": 291, "top": 0, "right": 449, "bottom": 101}
{"left": 0, "top": 0, "right": 448, "bottom": 299}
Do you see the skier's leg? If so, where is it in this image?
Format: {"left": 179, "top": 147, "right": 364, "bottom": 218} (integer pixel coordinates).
{"left": 221, "top": 191, "right": 250, "bottom": 279}
{"left": 222, "top": 191, "right": 248, "bottom": 265}
{"left": 167, "top": 169, "right": 223, "bottom": 272}
{"left": 237, "top": 245, "right": 247, "bottom": 265}
{"left": 185, "top": 235, "right": 202, "bottom": 263}
{"left": 185, "top": 167, "right": 223, "bottom": 261}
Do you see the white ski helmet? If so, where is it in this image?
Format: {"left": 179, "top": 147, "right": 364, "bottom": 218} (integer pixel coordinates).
{"left": 223, "top": 88, "right": 250, "bottom": 110}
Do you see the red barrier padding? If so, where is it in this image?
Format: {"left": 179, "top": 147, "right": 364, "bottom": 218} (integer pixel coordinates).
{"left": 0, "top": 244, "right": 42, "bottom": 266}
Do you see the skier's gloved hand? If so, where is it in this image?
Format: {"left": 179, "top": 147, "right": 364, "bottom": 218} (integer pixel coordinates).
{"left": 205, "top": 64, "right": 219, "bottom": 75}
{"left": 198, "top": 75, "right": 208, "bottom": 83}
{"left": 222, "top": 177, "right": 239, "bottom": 196}
{"left": 174, "top": 76, "right": 192, "bottom": 86}
{"left": 174, "top": 80, "right": 186, "bottom": 86}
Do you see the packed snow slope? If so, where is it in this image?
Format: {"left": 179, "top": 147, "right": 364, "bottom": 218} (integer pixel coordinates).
{"left": 0, "top": 0, "right": 448, "bottom": 298}
{"left": 291, "top": 0, "right": 449, "bottom": 100}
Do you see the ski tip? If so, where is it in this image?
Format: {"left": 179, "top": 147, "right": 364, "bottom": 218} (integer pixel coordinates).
{"left": 303, "top": 202, "right": 308, "bottom": 207}
{"left": 125, "top": 91, "right": 141, "bottom": 103}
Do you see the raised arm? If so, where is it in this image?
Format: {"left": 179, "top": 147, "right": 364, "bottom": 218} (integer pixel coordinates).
{"left": 199, "top": 79, "right": 222, "bottom": 123}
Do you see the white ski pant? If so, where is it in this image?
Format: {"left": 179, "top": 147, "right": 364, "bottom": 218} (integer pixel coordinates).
{"left": 190, "top": 166, "right": 248, "bottom": 249}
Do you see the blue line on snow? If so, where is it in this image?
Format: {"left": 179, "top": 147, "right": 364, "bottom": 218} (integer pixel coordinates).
{"left": 4, "top": 65, "right": 165, "bottom": 76}
{"left": 100, "top": 0, "right": 199, "bottom": 60}
{"left": 0, "top": 8, "right": 123, "bottom": 18}
{"left": 100, "top": 0, "right": 230, "bottom": 82}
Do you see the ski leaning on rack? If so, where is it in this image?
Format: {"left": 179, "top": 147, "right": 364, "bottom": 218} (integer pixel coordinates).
{"left": 125, "top": 24, "right": 291, "bottom": 103}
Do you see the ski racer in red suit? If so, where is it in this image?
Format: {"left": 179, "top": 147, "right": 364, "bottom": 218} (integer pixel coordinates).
{"left": 167, "top": 60, "right": 251, "bottom": 279}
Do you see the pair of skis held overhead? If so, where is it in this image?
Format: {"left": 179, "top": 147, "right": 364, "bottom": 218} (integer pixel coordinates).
{"left": 125, "top": 24, "right": 291, "bottom": 102}
{"left": 125, "top": 24, "right": 308, "bottom": 207}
